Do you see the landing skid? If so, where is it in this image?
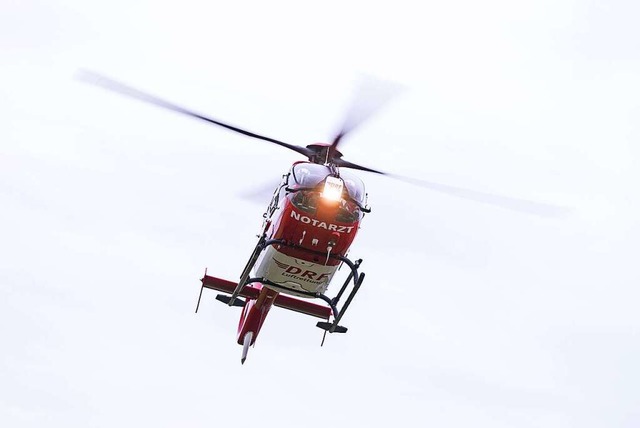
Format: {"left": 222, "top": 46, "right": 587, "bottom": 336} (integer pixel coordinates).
{"left": 233, "top": 237, "right": 366, "bottom": 336}
{"left": 195, "top": 236, "right": 366, "bottom": 359}
{"left": 215, "top": 294, "right": 246, "bottom": 307}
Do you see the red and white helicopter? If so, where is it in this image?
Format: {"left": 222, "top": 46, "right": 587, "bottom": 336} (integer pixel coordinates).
{"left": 82, "top": 72, "right": 565, "bottom": 363}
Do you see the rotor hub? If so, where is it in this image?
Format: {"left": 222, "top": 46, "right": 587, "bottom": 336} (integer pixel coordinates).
{"left": 305, "top": 143, "right": 343, "bottom": 164}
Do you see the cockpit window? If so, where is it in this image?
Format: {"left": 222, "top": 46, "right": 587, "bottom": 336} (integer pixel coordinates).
{"left": 291, "top": 163, "right": 331, "bottom": 188}
{"left": 289, "top": 162, "right": 366, "bottom": 207}
{"left": 339, "top": 170, "right": 366, "bottom": 205}
{"left": 335, "top": 199, "right": 361, "bottom": 223}
{"left": 291, "top": 191, "right": 319, "bottom": 214}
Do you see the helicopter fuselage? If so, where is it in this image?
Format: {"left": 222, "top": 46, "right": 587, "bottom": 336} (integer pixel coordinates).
{"left": 253, "top": 177, "right": 362, "bottom": 297}
{"left": 220, "top": 161, "right": 369, "bottom": 357}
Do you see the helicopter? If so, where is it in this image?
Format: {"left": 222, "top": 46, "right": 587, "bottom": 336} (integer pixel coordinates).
{"left": 80, "top": 71, "right": 566, "bottom": 364}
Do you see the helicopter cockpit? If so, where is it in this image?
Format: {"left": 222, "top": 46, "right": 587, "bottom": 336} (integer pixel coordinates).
{"left": 288, "top": 163, "right": 367, "bottom": 223}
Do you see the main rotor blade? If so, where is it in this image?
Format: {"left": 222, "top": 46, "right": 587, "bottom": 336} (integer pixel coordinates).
{"left": 239, "top": 179, "right": 282, "bottom": 204}
{"left": 336, "top": 159, "right": 570, "bottom": 217}
{"left": 329, "top": 76, "right": 402, "bottom": 154}
{"left": 77, "top": 70, "right": 314, "bottom": 158}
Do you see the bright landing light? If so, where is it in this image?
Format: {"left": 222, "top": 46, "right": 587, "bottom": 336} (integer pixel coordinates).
{"left": 322, "top": 176, "right": 344, "bottom": 201}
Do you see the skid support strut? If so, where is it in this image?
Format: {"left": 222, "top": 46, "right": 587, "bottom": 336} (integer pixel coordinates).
{"left": 227, "top": 235, "right": 266, "bottom": 306}
{"left": 317, "top": 273, "right": 365, "bottom": 333}
{"left": 316, "top": 259, "right": 365, "bottom": 334}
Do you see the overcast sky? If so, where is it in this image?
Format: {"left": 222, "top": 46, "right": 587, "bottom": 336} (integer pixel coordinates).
{"left": 1, "top": 1, "right": 639, "bottom": 427}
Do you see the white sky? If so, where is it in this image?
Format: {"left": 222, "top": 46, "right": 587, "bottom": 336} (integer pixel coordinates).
{"left": 1, "top": 1, "right": 639, "bottom": 427}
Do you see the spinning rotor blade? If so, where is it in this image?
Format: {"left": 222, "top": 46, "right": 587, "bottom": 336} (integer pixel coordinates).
{"left": 336, "top": 159, "right": 569, "bottom": 217}
{"left": 329, "top": 76, "right": 402, "bottom": 155}
{"left": 239, "top": 179, "right": 282, "bottom": 203}
{"left": 77, "top": 70, "right": 314, "bottom": 158}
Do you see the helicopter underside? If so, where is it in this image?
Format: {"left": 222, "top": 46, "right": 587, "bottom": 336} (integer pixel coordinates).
{"left": 253, "top": 246, "right": 339, "bottom": 298}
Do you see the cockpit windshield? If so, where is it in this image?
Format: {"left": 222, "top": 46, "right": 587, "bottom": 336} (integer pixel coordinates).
{"left": 291, "top": 163, "right": 331, "bottom": 188}
{"left": 339, "top": 170, "right": 366, "bottom": 205}
{"left": 290, "top": 163, "right": 366, "bottom": 205}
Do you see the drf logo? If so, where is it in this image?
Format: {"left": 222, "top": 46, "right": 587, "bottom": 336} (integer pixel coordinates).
{"left": 273, "top": 259, "right": 330, "bottom": 281}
